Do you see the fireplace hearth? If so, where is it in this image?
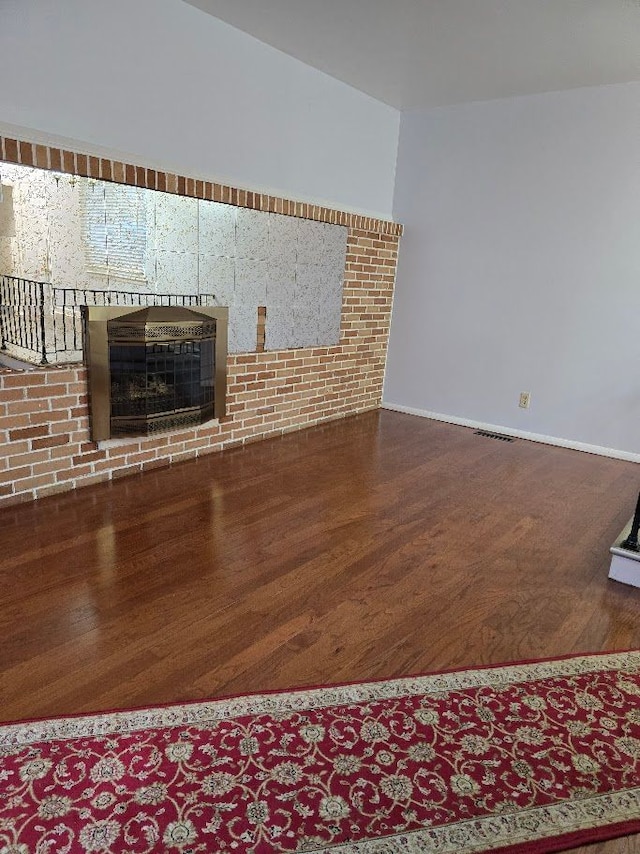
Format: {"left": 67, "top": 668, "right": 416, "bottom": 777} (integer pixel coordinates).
{"left": 85, "top": 306, "right": 228, "bottom": 441}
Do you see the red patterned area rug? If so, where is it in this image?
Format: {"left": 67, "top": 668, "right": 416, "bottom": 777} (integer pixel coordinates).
{"left": 2, "top": 651, "right": 640, "bottom": 854}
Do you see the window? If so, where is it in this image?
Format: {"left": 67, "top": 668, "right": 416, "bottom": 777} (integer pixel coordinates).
{"left": 83, "top": 180, "right": 147, "bottom": 281}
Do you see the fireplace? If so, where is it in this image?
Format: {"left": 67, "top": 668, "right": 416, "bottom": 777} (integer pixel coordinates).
{"left": 85, "top": 306, "right": 228, "bottom": 441}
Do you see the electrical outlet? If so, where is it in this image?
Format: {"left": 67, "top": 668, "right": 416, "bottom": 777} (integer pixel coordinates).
{"left": 519, "top": 392, "right": 531, "bottom": 409}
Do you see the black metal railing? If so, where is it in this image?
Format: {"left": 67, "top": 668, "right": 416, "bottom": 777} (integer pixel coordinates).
{"left": 0, "top": 276, "right": 48, "bottom": 363}
{"left": 0, "top": 274, "right": 216, "bottom": 364}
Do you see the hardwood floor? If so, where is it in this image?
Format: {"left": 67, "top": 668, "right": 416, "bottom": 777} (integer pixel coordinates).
{"left": 1, "top": 409, "right": 639, "bottom": 852}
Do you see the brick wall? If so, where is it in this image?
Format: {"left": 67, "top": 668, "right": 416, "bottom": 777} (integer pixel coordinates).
{"left": 0, "top": 136, "right": 401, "bottom": 507}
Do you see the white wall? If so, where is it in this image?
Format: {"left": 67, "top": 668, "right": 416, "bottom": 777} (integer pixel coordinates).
{"left": 385, "top": 82, "right": 640, "bottom": 458}
{"left": 0, "top": 0, "right": 399, "bottom": 220}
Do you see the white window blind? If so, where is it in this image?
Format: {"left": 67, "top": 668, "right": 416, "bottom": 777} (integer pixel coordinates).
{"left": 83, "top": 180, "right": 147, "bottom": 281}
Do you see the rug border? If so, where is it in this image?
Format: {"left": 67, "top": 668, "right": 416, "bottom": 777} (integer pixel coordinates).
{"left": 317, "top": 817, "right": 640, "bottom": 854}
{"left": 311, "top": 791, "right": 640, "bottom": 853}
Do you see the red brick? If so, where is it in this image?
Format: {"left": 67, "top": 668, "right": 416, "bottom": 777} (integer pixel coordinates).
{"left": 29, "top": 410, "right": 72, "bottom": 425}
{"left": 94, "top": 458, "right": 124, "bottom": 473}
{"left": 4, "top": 137, "right": 19, "bottom": 162}
{"left": 67, "top": 383, "right": 87, "bottom": 394}
{"left": 9, "top": 449, "right": 50, "bottom": 467}
{"left": 50, "top": 444, "right": 80, "bottom": 459}
{"left": 0, "top": 388, "right": 25, "bottom": 402}
{"left": 51, "top": 420, "right": 80, "bottom": 435}
{"left": 2, "top": 373, "right": 46, "bottom": 389}
{"left": 72, "top": 472, "right": 111, "bottom": 488}
{"left": 16, "top": 473, "right": 57, "bottom": 491}
{"left": 139, "top": 436, "right": 169, "bottom": 450}
{"left": 0, "top": 466, "right": 31, "bottom": 483}
{"left": 2, "top": 440, "right": 29, "bottom": 458}
{"left": 123, "top": 450, "right": 157, "bottom": 465}
{"left": 141, "top": 459, "right": 169, "bottom": 472}
{"left": 112, "top": 465, "right": 141, "bottom": 480}
{"left": 32, "top": 459, "right": 65, "bottom": 476}
{"left": 0, "top": 491, "right": 34, "bottom": 508}
{"left": 48, "top": 397, "right": 80, "bottom": 411}
{"left": 72, "top": 450, "right": 106, "bottom": 465}
{"left": 56, "top": 464, "right": 93, "bottom": 482}
{"left": 46, "top": 369, "right": 78, "bottom": 384}
{"left": 169, "top": 450, "right": 197, "bottom": 464}
{"left": 35, "top": 482, "right": 72, "bottom": 499}
{"left": 61, "top": 150, "right": 74, "bottom": 172}
{"left": 19, "top": 140, "right": 34, "bottom": 165}
{"left": 8, "top": 400, "right": 49, "bottom": 415}
{"left": 27, "top": 383, "right": 67, "bottom": 399}
{"left": 32, "top": 434, "right": 70, "bottom": 450}
{"left": 0, "top": 414, "right": 31, "bottom": 431}
{"left": 9, "top": 425, "right": 49, "bottom": 441}
{"left": 49, "top": 148, "right": 62, "bottom": 171}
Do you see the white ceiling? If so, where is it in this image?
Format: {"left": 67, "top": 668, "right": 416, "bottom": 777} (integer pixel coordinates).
{"left": 184, "top": 0, "right": 640, "bottom": 110}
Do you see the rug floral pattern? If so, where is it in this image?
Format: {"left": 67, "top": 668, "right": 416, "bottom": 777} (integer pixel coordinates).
{"left": 1, "top": 651, "right": 640, "bottom": 853}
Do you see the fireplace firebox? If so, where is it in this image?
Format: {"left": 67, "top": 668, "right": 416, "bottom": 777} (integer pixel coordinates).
{"left": 85, "top": 306, "right": 228, "bottom": 441}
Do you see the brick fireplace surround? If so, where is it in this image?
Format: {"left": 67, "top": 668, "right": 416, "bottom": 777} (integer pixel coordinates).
{"left": 0, "top": 136, "right": 402, "bottom": 508}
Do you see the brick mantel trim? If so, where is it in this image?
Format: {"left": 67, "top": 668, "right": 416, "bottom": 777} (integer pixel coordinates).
{"left": 0, "top": 133, "right": 402, "bottom": 507}
{"left": 0, "top": 135, "right": 402, "bottom": 238}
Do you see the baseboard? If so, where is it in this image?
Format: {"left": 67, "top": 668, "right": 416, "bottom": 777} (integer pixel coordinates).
{"left": 381, "top": 402, "right": 640, "bottom": 464}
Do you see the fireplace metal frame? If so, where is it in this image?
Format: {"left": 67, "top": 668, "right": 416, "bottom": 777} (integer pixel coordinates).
{"left": 84, "top": 305, "right": 228, "bottom": 442}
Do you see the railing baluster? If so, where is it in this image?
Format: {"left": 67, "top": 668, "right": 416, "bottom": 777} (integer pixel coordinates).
{"left": 38, "top": 281, "right": 48, "bottom": 364}
{"left": 31, "top": 280, "right": 38, "bottom": 355}
{"left": 52, "top": 285, "right": 59, "bottom": 358}
{"left": 26, "top": 280, "right": 35, "bottom": 356}
{"left": 9, "top": 278, "right": 17, "bottom": 351}
{"left": 28, "top": 280, "right": 36, "bottom": 357}
{"left": 0, "top": 275, "right": 7, "bottom": 350}
{"left": 71, "top": 289, "right": 79, "bottom": 351}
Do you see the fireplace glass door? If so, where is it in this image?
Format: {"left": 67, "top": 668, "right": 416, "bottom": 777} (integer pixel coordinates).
{"left": 110, "top": 339, "right": 215, "bottom": 434}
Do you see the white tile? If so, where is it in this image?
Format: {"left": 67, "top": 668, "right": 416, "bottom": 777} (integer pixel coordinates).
{"left": 155, "top": 193, "right": 198, "bottom": 254}
{"left": 295, "top": 263, "right": 326, "bottom": 315}
{"left": 265, "top": 309, "right": 295, "bottom": 351}
{"left": 315, "top": 270, "right": 344, "bottom": 312}
{"left": 155, "top": 250, "right": 198, "bottom": 295}
{"left": 291, "top": 305, "right": 319, "bottom": 348}
{"left": 236, "top": 258, "right": 268, "bottom": 305}
{"left": 199, "top": 201, "right": 236, "bottom": 257}
{"left": 267, "top": 260, "right": 297, "bottom": 306}
{"left": 297, "top": 219, "right": 325, "bottom": 265}
{"left": 268, "top": 213, "right": 298, "bottom": 264}
{"left": 236, "top": 208, "right": 270, "bottom": 260}
{"left": 198, "top": 254, "right": 235, "bottom": 305}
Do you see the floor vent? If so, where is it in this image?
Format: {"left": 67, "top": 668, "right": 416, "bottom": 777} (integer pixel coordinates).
{"left": 474, "top": 430, "right": 515, "bottom": 442}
